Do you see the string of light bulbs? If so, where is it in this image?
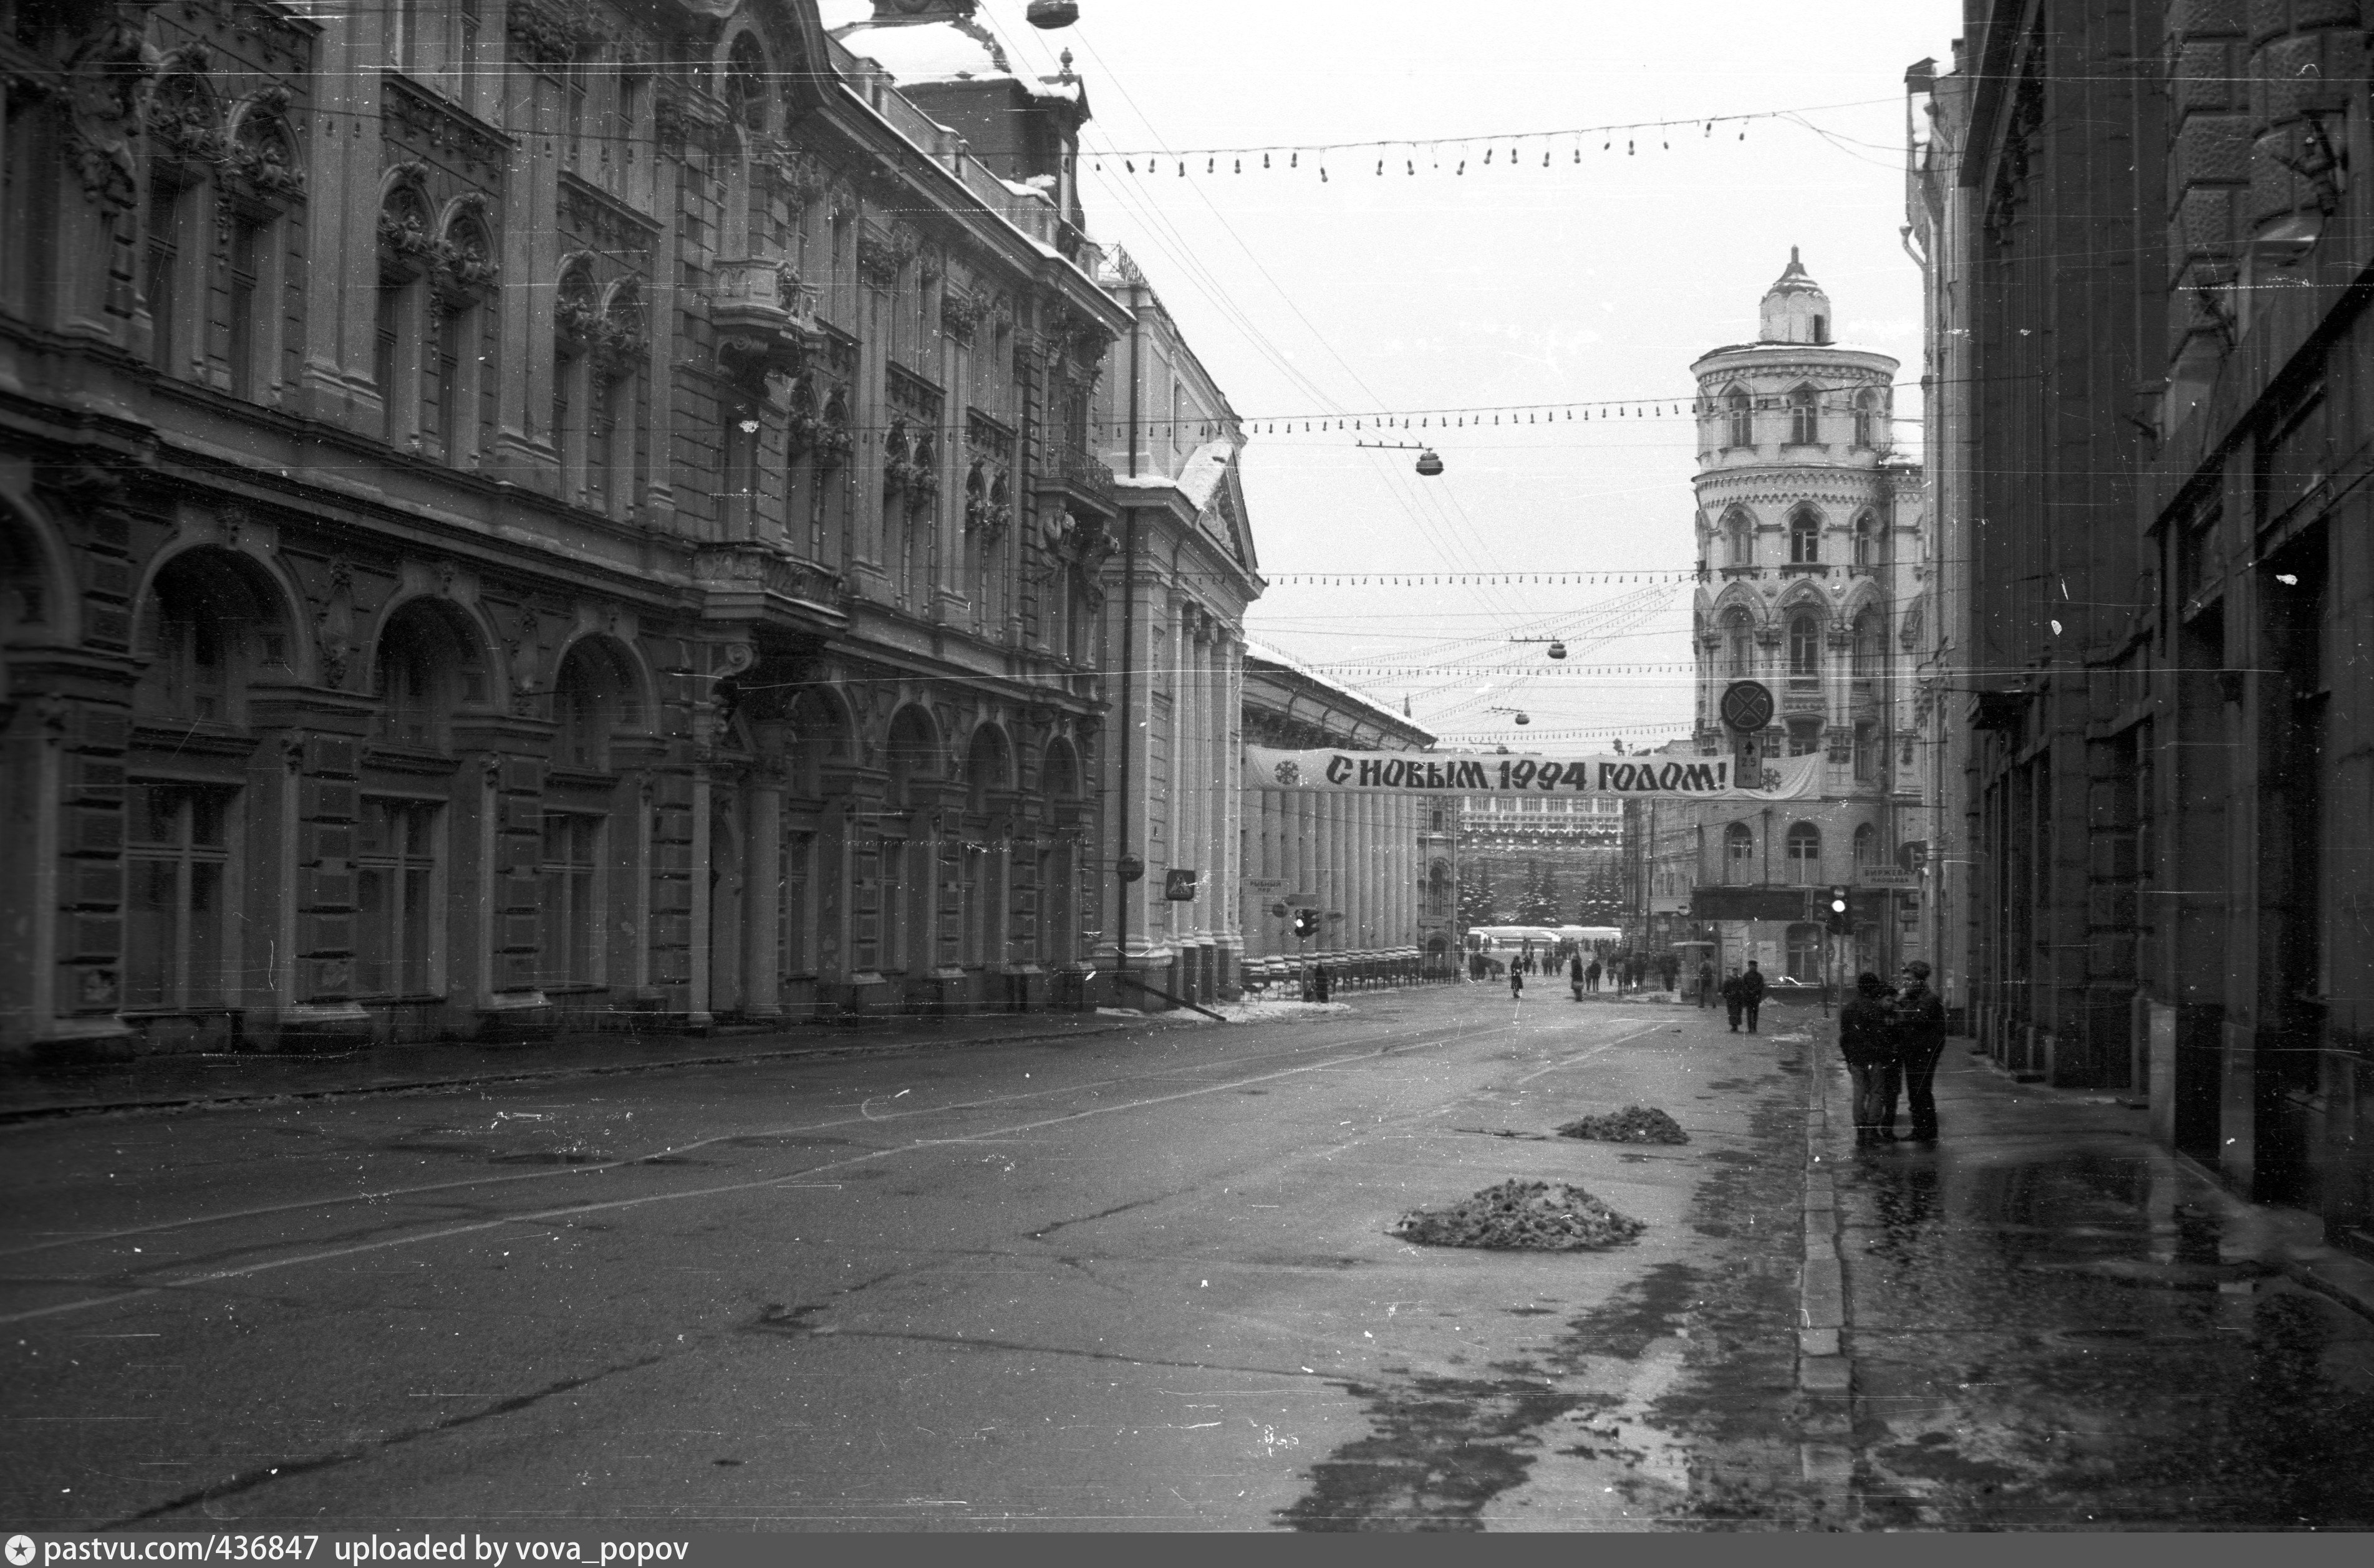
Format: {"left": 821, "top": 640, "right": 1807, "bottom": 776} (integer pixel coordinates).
{"left": 1078, "top": 95, "right": 1897, "bottom": 167}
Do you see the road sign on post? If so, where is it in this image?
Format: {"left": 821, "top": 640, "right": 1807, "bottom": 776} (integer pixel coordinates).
{"left": 1720, "top": 680, "right": 1774, "bottom": 793}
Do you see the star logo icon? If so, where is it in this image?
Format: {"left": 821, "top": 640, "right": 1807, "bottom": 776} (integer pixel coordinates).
{"left": 7, "top": 1534, "right": 37, "bottom": 1566}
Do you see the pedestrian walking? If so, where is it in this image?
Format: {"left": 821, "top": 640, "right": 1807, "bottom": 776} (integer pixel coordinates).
{"left": 1660, "top": 955, "right": 1679, "bottom": 993}
{"left": 1570, "top": 953, "right": 1586, "bottom": 1002}
{"left": 1737, "top": 960, "right": 1766, "bottom": 1034}
{"left": 1840, "top": 971, "right": 1903, "bottom": 1146}
{"left": 1585, "top": 957, "right": 1601, "bottom": 993}
{"left": 1720, "top": 968, "right": 1744, "bottom": 1031}
{"left": 1697, "top": 958, "right": 1715, "bottom": 1008}
{"left": 1894, "top": 959, "right": 1948, "bottom": 1143}
{"left": 1509, "top": 964, "right": 1525, "bottom": 1001}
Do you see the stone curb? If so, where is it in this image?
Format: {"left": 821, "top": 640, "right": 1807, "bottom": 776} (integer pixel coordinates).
{"left": 1797, "top": 1027, "right": 1856, "bottom": 1482}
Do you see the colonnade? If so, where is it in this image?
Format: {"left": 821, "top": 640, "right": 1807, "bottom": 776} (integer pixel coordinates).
{"left": 1240, "top": 786, "right": 1431, "bottom": 984}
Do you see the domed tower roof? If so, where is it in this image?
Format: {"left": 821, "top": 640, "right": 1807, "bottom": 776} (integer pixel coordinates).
{"left": 1759, "top": 248, "right": 1833, "bottom": 345}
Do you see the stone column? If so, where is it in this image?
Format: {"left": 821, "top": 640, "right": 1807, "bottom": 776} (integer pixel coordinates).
{"left": 743, "top": 766, "right": 783, "bottom": 1018}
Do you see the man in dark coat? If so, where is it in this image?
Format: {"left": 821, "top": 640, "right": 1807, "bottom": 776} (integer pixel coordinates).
{"left": 1839, "top": 971, "right": 1902, "bottom": 1146}
{"left": 1585, "top": 957, "right": 1601, "bottom": 993}
{"left": 1894, "top": 959, "right": 1949, "bottom": 1142}
{"left": 1737, "top": 959, "right": 1767, "bottom": 1034}
{"left": 1720, "top": 968, "right": 1744, "bottom": 1031}
{"left": 1569, "top": 952, "right": 1586, "bottom": 1001}
{"left": 1697, "top": 958, "right": 1715, "bottom": 1008}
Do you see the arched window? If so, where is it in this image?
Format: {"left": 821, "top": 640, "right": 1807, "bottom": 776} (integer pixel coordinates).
{"left": 1851, "top": 609, "right": 1881, "bottom": 678}
{"left": 373, "top": 602, "right": 483, "bottom": 751}
{"left": 553, "top": 642, "right": 639, "bottom": 772}
{"left": 1722, "top": 607, "right": 1753, "bottom": 678}
{"left": 725, "top": 34, "right": 769, "bottom": 132}
{"left": 143, "top": 67, "right": 220, "bottom": 381}
{"left": 1724, "top": 386, "right": 1752, "bottom": 448}
{"left": 1852, "top": 511, "right": 1875, "bottom": 570}
{"left": 1724, "top": 821, "right": 1754, "bottom": 885}
{"left": 1853, "top": 389, "right": 1878, "bottom": 448}
{"left": 1724, "top": 507, "right": 1753, "bottom": 565}
{"left": 1788, "top": 507, "right": 1820, "bottom": 564}
{"left": 1853, "top": 822, "right": 1878, "bottom": 869}
{"left": 376, "top": 181, "right": 436, "bottom": 445}
{"left": 1785, "top": 822, "right": 1822, "bottom": 884}
{"left": 1788, "top": 612, "right": 1821, "bottom": 676}
{"left": 1788, "top": 385, "right": 1818, "bottom": 445}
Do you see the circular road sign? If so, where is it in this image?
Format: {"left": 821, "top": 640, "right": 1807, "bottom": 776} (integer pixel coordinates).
{"left": 1720, "top": 680, "right": 1775, "bottom": 733}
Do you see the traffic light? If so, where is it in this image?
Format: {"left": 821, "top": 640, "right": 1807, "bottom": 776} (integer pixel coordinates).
{"left": 1826, "top": 885, "right": 1850, "bottom": 936}
{"left": 1293, "top": 908, "right": 1320, "bottom": 939}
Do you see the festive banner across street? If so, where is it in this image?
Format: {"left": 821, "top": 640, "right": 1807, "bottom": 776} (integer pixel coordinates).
{"left": 1243, "top": 748, "right": 1820, "bottom": 801}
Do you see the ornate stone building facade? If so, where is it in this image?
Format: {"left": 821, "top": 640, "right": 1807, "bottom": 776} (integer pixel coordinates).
{"left": 1239, "top": 647, "right": 1454, "bottom": 985}
{"left": 1649, "top": 255, "right": 1929, "bottom": 983}
{"left": 1092, "top": 249, "right": 1260, "bottom": 1008}
{"left": 1918, "top": 3, "right": 2374, "bottom": 1244}
{"left": 0, "top": 0, "right": 1131, "bottom": 1056}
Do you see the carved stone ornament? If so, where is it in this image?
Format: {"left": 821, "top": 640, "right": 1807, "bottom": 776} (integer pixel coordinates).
{"left": 940, "top": 289, "right": 983, "bottom": 344}
{"left": 64, "top": 12, "right": 151, "bottom": 214}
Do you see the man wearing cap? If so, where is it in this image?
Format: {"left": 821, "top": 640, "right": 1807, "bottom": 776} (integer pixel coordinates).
{"left": 1895, "top": 960, "right": 1948, "bottom": 1143}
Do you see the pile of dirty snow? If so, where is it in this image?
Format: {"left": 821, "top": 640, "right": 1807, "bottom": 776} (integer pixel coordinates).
{"left": 1389, "top": 1179, "right": 1646, "bottom": 1251}
{"left": 1210, "top": 994, "right": 1352, "bottom": 1022}
{"left": 1556, "top": 1106, "right": 1689, "bottom": 1145}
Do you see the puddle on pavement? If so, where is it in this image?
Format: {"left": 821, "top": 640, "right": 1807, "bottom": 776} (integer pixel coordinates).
{"left": 1845, "top": 1147, "right": 2374, "bottom": 1526}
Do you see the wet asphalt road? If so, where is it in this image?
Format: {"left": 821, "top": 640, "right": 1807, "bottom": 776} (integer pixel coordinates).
{"left": 4, "top": 988, "right": 2373, "bottom": 1530}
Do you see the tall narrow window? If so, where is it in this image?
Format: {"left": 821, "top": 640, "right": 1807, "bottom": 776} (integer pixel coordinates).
{"left": 226, "top": 216, "right": 261, "bottom": 398}
{"left": 1853, "top": 822, "right": 1878, "bottom": 869}
{"left": 147, "top": 183, "right": 181, "bottom": 373}
{"left": 538, "top": 812, "right": 603, "bottom": 988}
{"left": 1788, "top": 613, "right": 1820, "bottom": 677}
{"left": 1788, "top": 385, "right": 1818, "bottom": 445}
{"left": 1854, "top": 724, "right": 1877, "bottom": 781}
{"left": 1790, "top": 508, "right": 1820, "bottom": 564}
{"left": 1724, "top": 822, "right": 1754, "bottom": 884}
{"left": 1851, "top": 610, "right": 1880, "bottom": 677}
{"left": 357, "top": 797, "right": 440, "bottom": 996}
{"left": 456, "top": 0, "right": 482, "bottom": 112}
{"left": 1786, "top": 923, "right": 1822, "bottom": 979}
{"left": 588, "top": 375, "right": 618, "bottom": 512}
{"left": 1725, "top": 387, "right": 1751, "bottom": 448}
{"left": 432, "top": 302, "right": 462, "bottom": 453}
{"left": 1722, "top": 608, "right": 1752, "bottom": 676}
{"left": 124, "top": 785, "right": 232, "bottom": 1009}
{"left": 395, "top": 0, "right": 423, "bottom": 75}
{"left": 1853, "top": 390, "right": 1876, "bottom": 447}
{"left": 1852, "top": 511, "right": 1875, "bottom": 569}
{"left": 375, "top": 279, "right": 404, "bottom": 441}
{"left": 1785, "top": 822, "right": 1822, "bottom": 884}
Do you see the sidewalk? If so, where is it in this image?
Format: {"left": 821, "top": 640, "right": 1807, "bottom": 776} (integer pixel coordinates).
{"left": 1789, "top": 1025, "right": 2374, "bottom": 1524}
{"left": 0, "top": 1008, "right": 1180, "bottom": 1125}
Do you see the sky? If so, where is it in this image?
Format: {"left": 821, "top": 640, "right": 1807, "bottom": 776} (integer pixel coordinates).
{"left": 824, "top": 1, "right": 1965, "bottom": 749}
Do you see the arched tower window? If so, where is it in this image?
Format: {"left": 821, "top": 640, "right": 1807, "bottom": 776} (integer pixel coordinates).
{"left": 1852, "top": 511, "right": 1875, "bottom": 569}
{"left": 1788, "top": 612, "right": 1820, "bottom": 677}
{"left": 1724, "top": 386, "right": 1752, "bottom": 448}
{"left": 725, "top": 34, "right": 769, "bottom": 132}
{"left": 1787, "top": 384, "right": 1818, "bottom": 445}
{"left": 1851, "top": 609, "right": 1881, "bottom": 678}
{"left": 1789, "top": 507, "right": 1820, "bottom": 564}
{"left": 1723, "top": 507, "right": 1752, "bottom": 565}
{"left": 1721, "top": 607, "right": 1753, "bottom": 678}
{"left": 1853, "top": 388, "right": 1878, "bottom": 448}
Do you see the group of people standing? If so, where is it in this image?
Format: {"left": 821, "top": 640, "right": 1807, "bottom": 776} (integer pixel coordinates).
{"left": 1836, "top": 960, "right": 1949, "bottom": 1146}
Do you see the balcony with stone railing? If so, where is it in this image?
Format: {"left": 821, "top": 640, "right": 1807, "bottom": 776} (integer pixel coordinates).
{"left": 708, "top": 259, "right": 821, "bottom": 387}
